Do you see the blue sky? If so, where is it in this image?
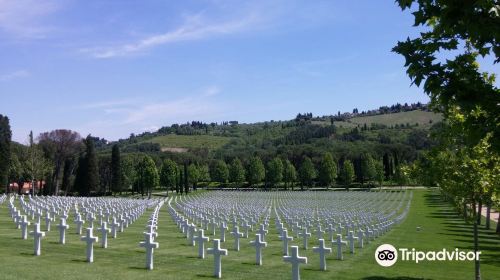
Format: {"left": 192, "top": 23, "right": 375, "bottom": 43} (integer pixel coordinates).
{"left": 0, "top": 0, "right": 474, "bottom": 143}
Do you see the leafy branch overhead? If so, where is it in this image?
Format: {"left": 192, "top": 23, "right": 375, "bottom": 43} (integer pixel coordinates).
{"left": 393, "top": 0, "right": 500, "bottom": 150}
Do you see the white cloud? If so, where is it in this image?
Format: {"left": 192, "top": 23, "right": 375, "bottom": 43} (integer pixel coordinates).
{"left": 0, "top": 70, "right": 30, "bottom": 81}
{"left": 77, "top": 87, "right": 227, "bottom": 140}
{"left": 80, "top": 14, "right": 260, "bottom": 58}
{"left": 0, "top": 0, "right": 60, "bottom": 38}
{"left": 202, "top": 85, "right": 221, "bottom": 97}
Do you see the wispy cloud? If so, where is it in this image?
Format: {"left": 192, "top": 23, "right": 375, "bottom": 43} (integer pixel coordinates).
{"left": 0, "top": 0, "right": 60, "bottom": 38}
{"left": 80, "top": 14, "right": 260, "bottom": 58}
{"left": 77, "top": 86, "right": 227, "bottom": 139}
{"left": 0, "top": 70, "right": 30, "bottom": 81}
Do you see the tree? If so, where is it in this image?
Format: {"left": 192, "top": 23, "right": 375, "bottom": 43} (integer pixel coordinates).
{"left": 211, "top": 160, "right": 229, "bottom": 187}
{"left": 298, "top": 156, "right": 316, "bottom": 190}
{"left": 184, "top": 162, "right": 189, "bottom": 194}
{"left": 283, "top": 159, "right": 297, "bottom": 190}
{"left": 393, "top": 3, "right": 500, "bottom": 277}
{"left": 160, "top": 159, "right": 177, "bottom": 193}
{"left": 111, "top": 144, "right": 122, "bottom": 195}
{"left": 0, "top": 115, "right": 12, "bottom": 193}
{"left": 38, "top": 129, "right": 82, "bottom": 195}
{"left": 198, "top": 164, "right": 211, "bottom": 183}
{"left": 121, "top": 155, "right": 137, "bottom": 194}
{"left": 339, "top": 160, "right": 355, "bottom": 190}
{"left": 61, "top": 157, "right": 75, "bottom": 195}
{"left": 74, "top": 136, "right": 99, "bottom": 196}
{"left": 229, "top": 158, "right": 245, "bottom": 188}
{"left": 73, "top": 153, "right": 86, "bottom": 196}
{"left": 136, "top": 155, "right": 159, "bottom": 199}
{"left": 266, "top": 157, "right": 283, "bottom": 190}
{"left": 360, "top": 154, "right": 376, "bottom": 185}
{"left": 247, "top": 156, "right": 265, "bottom": 189}
{"left": 25, "top": 131, "right": 51, "bottom": 195}
{"left": 394, "top": 165, "right": 410, "bottom": 188}
{"left": 188, "top": 163, "right": 200, "bottom": 190}
{"left": 318, "top": 152, "right": 337, "bottom": 189}
{"left": 85, "top": 135, "right": 100, "bottom": 196}
{"left": 374, "top": 160, "right": 385, "bottom": 189}
{"left": 98, "top": 155, "right": 112, "bottom": 194}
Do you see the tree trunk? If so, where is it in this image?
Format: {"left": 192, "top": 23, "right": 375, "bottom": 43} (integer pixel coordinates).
{"left": 485, "top": 203, "right": 491, "bottom": 230}
{"left": 477, "top": 201, "right": 482, "bottom": 225}
{"left": 472, "top": 201, "right": 481, "bottom": 280}
{"left": 463, "top": 201, "right": 468, "bottom": 220}
{"left": 496, "top": 212, "right": 500, "bottom": 233}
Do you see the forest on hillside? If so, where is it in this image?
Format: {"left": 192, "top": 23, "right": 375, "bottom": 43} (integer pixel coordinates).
{"left": 1, "top": 103, "right": 443, "bottom": 196}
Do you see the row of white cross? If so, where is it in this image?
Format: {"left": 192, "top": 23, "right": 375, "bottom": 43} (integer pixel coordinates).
{"left": 6, "top": 194, "right": 163, "bottom": 262}
{"left": 168, "top": 191, "right": 411, "bottom": 279}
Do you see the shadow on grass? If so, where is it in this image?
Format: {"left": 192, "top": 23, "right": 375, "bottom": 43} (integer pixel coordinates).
{"left": 128, "top": 266, "right": 147, "bottom": 270}
{"left": 361, "top": 277, "right": 428, "bottom": 280}
{"left": 195, "top": 273, "right": 214, "bottom": 278}
{"left": 304, "top": 267, "right": 322, "bottom": 271}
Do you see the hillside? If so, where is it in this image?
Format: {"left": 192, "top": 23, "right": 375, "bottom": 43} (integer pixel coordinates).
{"left": 149, "top": 134, "right": 234, "bottom": 151}
{"left": 348, "top": 110, "right": 442, "bottom": 127}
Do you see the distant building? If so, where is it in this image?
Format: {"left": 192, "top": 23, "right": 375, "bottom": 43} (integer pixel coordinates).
{"left": 9, "top": 181, "right": 45, "bottom": 194}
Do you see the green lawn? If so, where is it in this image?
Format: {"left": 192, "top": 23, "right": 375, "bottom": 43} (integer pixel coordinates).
{"left": 0, "top": 190, "right": 498, "bottom": 279}
{"left": 147, "top": 134, "right": 233, "bottom": 151}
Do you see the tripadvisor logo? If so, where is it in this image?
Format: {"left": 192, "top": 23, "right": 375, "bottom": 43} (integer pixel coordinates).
{"left": 375, "top": 244, "right": 481, "bottom": 267}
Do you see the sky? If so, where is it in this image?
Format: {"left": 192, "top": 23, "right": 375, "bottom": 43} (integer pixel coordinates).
{"left": 0, "top": 0, "right": 493, "bottom": 143}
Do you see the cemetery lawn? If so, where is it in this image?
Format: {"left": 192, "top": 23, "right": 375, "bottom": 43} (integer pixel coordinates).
{"left": 0, "top": 190, "right": 499, "bottom": 280}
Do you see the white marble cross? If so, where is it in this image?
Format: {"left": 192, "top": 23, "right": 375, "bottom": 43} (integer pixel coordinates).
{"left": 20, "top": 215, "right": 30, "bottom": 240}
{"left": 327, "top": 223, "right": 336, "bottom": 242}
{"left": 99, "top": 222, "right": 110, "bottom": 248}
{"left": 332, "top": 234, "right": 348, "bottom": 260}
{"left": 75, "top": 214, "right": 85, "bottom": 235}
{"left": 298, "top": 227, "right": 311, "bottom": 250}
{"left": 80, "top": 228, "right": 98, "bottom": 262}
{"left": 219, "top": 221, "right": 228, "bottom": 242}
{"left": 313, "top": 239, "right": 332, "bottom": 271}
{"left": 283, "top": 246, "right": 307, "bottom": 280}
{"left": 139, "top": 232, "right": 159, "bottom": 270}
{"left": 207, "top": 239, "right": 228, "bottom": 279}
{"left": 45, "top": 212, "right": 53, "bottom": 231}
{"left": 88, "top": 213, "right": 95, "bottom": 228}
{"left": 347, "top": 230, "right": 358, "bottom": 253}
{"left": 29, "top": 223, "right": 45, "bottom": 256}
{"left": 230, "top": 226, "right": 243, "bottom": 251}
{"left": 250, "top": 233, "right": 267, "bottom": 265}
{"left": 110, "top": 217, "right": 120, "bottom": 238}
{"left": 315, "top": 223, "right": 324, "bottom": 240}
{"left": 195, "top": 229, "right": 210, "bottom": 259}
{"left": 188, "top": 224, "right": 197, "bottom": 246}
{"left": 242, "top": 220, "right": 252, "bottom": 238}
{"left": 357, "top": 229, "right": 365, "bottom": 248}
{"left": 282, "top": 229, "right": 293, "bottom": 255}
{"left": 56, "top": 218, "right": 69, "bottom": 244}
{"left": 257, "top": 224, "right": 268, "bottom": 242}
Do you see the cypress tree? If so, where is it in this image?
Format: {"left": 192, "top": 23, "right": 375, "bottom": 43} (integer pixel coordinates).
{"left": 111, "top": 144, "right": 122, "bottom": 195}
{"left": 184, "top": 162, "right": 189, "bottom": 194}
{"left": 0, "top": 115, "right": 12, "bottom": 193}
{"left": 85, "top": 135, "right": 100, "bottom": 196}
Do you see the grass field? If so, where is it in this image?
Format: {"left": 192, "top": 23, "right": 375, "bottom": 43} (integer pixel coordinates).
{"left": 0, "top": 190, "right": 498, "bottom": 279}
{"left": 147, "top": 134, "right": 234, "bottom": 150}
{"left": 349, "top": 110, "right": 442, "bottom": 128}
